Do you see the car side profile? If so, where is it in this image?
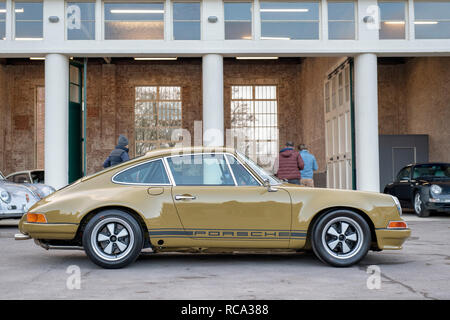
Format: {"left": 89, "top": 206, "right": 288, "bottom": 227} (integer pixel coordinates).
{"left": 384, "top": 163, "right": 450, "bottom": 217}
{"left": 16, "top": 147, "right": 410, "bottom": 269}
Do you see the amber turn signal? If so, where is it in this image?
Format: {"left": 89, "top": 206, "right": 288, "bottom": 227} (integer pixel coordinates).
{"left": 27, "top": 213, "right": 47, "bottom": 223}
{"left": 387, "top": 221, "right": 408, "bottom": 229}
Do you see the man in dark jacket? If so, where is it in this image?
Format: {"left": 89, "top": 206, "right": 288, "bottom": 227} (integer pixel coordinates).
{"left": 103, "top": 134, "right": 130, "bottom": 168}
{"left": 275, "top": 141, "right": 304, "bottom": 185}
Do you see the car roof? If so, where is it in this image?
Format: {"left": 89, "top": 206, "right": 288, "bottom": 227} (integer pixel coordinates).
{"left": 410, "top": 162, "right": 450, "bottom": 167}
{"left": 143, "top": 146, "right": 237, "bottom": 159}
{"left": 5, "top": 169, "right": 44, "bottom": 178}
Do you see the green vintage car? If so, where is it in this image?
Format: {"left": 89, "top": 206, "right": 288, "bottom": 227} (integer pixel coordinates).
{"left": 16, "top": 147, "right": 410, "bottom": 269}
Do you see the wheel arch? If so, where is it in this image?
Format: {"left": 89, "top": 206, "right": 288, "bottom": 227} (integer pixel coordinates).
{"left": 74, "top": 205, "right": 151, "bottom": 248}
{"left": 305, "top": 206, "right": 379, "bottom": 250}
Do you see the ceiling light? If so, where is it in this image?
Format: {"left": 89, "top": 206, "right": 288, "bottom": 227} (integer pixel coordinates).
{"left": 134, "top": 57, "right": 177, "bottom": 60}
{"left": 236, "top": 57, "right": 279, "bottom": 60}
{"left": 260, "top": 36, "right": 291, "bottom": 40}
{"left": 30, "top": 57, "right": 45, "bottom": 60}
{"left": 15, "top": 8, "right": 24, "bottom": 13}
{"left": 110, "top": 9, "right": 164, "bottom": 14}
{"left": 15, "top": 38, "right": 43, "bottom": 40}
{"left": 0, "top": 9, "right": 6, "bottom": 13}
{"left": 260, "top": 8, "right": 309, "bottom": 13}
{"left": 414, "top": 21, "right": 439, "bottom": 25}
{"left": 384, "top": 21, "right": 405, "bottom": 25}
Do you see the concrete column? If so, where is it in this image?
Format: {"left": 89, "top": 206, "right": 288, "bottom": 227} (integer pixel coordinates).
{"left": 354, "top": 53, "right": 380, "bottom": 192}
{"left": 202, "top": 54, "right": 224, "bottom": 147}
{"left": 45, "top": 54, "right": 69, "bottom": 189}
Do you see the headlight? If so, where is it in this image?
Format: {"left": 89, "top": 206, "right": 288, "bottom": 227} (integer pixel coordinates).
{"left": 430, "top": 184, "right": 442, "bottom": 195}
{"left": 391, "top": 195, "right": 402, "bottom": 216}
{"left": 0, "top": 189, "right": 11, "bottom": 203}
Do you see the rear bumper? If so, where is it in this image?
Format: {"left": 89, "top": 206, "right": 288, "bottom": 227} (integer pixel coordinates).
{"left": 20, "top": 221, "right": 79, "bottom": 240}
{"left": 375, "top": 228, "right": 411, "bottom": 250}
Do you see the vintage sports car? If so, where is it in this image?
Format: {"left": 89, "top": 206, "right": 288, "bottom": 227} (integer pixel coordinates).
{"left": 6, "top": 169, "right": 45, "bottom": 184}
{"left": 16, "top": 147, "right": 410, "bottom": 269}
{"left": 1, "top": 171, "right": 55, "bottom": 220}
{"left": 384, "top": 163, "right": 450, "bottom": 217}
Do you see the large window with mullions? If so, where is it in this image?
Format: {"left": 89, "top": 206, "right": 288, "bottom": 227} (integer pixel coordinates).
{"left": 134, "top": 86, "right": 182, "bottom": 156}
{"left": 230, "top": 85, "right": 278, "bottom": 168}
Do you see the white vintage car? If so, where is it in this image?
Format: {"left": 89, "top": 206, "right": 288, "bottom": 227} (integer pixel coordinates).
{"left": 0, "top": 170, "right": 55, "bottom": 220}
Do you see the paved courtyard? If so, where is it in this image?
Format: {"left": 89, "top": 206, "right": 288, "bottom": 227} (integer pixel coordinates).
{"left": 0, "top": 211, "right": 449, "bottom": 300}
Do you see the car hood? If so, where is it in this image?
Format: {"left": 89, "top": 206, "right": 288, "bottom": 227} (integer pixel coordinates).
{"left": 0, "top": 180, "right": 40, "bottom": 201}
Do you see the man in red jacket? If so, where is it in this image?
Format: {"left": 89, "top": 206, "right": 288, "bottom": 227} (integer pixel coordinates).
{"left": 275, "top": 141, "right": 305, "bottom": 185}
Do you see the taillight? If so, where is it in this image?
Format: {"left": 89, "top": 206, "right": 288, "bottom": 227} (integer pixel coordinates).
{"left": 27, "top": 213, "right": 47, "bottom": 223}
{"left": 387, "top": 221, "right": 408, "bottom": 229}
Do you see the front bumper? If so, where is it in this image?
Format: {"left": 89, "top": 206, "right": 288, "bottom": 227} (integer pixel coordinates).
{"left": 0, "top": 212, "right": 25, "bottom": 219}
{"left": 426, "top": 199, "right": 450, "bottom": 212}
{"left": 375, "top": 228, "right": 411, "bottom": 250}
{"left": 19, "top": 221, "right": 79, "bottom": 240}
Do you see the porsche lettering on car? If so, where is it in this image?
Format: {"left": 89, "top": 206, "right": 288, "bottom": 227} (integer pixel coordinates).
{"left": 16, "top": 147, "right": 411, "bottom": 269}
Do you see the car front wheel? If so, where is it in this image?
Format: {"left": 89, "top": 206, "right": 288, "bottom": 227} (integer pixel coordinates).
{"left": 414, "top": 192, "right": 431, "bottom": 217}
{"left": 82, "top": 210, "right": 143, "bottom": 269}
{"left": 311, "top": 210, "right": 371, "bottom": 267}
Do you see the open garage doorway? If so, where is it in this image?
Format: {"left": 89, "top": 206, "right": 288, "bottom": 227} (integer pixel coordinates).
{"left": 324, "top": 60, "right": 355, "bottom": 190}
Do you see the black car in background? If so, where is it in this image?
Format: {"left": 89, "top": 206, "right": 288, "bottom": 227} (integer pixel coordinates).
{"left": 384, "top": 163, "right": 450, "bottom": 217}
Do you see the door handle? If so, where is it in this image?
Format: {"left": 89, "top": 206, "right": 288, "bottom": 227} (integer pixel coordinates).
{"left": 175, "top": 194, "right": 197, "bottom": 201}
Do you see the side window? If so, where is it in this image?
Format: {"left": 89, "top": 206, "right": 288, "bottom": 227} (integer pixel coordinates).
{"left": 13, "top": 174, "right": 30, "bottom": 183}
{"left": 114, "top": 159, "right": 169, "bottom": 184}
{"left": 397, "top": 167, "right": 411, "bottom": 181}
{"left": 225, "top": 154, "right": 260, "bottom": 186}
{"left": 167, "top": 154, "right": 235, "bottom": 186}
{"left": 31, "top": 171, "right": 45, "bottom": 184}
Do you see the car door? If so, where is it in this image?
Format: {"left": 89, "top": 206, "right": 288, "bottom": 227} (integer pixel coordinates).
{"left": 111, "top": 158, "right": 185, "bottom": 247}
{"left": 166, "top": 153, "right": 292, "bottom": 249}
{"left": 394, "top": 166, "right": 413, "bottom": 205}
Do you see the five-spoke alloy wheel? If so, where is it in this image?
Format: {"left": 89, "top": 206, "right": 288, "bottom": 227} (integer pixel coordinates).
{"left": 311, "top": 210, "right": 371, "bottom": 267}
{"left": 83, "top": 210, "right": 143, "bottom": 269}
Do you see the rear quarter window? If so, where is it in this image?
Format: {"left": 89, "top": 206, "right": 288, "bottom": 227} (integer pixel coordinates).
{"left": 113, "top": 159, "right": 170, "bottom": 185}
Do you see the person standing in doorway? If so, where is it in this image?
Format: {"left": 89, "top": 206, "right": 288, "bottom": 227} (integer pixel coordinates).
{"left": 275, "top": 141, "right": 304, "bottom": 185}
{"left": 298, "top": 143, "right": 318, "bottom": 187}
{"left": 103, "top": 134, "right": 130, "bottom": 168}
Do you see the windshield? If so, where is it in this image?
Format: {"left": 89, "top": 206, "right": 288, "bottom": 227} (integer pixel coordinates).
{"left": 236, "top": 151, "right": 282, "bottom": 185}
{"left": 413, "top": 164, "right": 450, "bottom": 179}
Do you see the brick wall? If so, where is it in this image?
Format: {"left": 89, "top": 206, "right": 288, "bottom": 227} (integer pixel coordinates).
{"left": 0, "top": 61, "right": 44, "bottom": 176}
{"left": 403, "top": 58, "right": 450, "bottom": 163}
{"left": 0, "top": 57, "right": 448, "bottom": 178}
{"left": 0, "top": 64, "right": 6, "bottom": 175}
{"left": 85, "top": 59, "right": 202, "bottom": 174}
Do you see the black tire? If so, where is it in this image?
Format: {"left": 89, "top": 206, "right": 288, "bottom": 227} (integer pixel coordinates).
{"left": 311, "top": 210, "right": 371, "bottom": 267}
{"left": 82, "top": 210, "right": 144, "bottom": 269}
{"left": 413, "top": 192, "right": 431, "bottom": 217}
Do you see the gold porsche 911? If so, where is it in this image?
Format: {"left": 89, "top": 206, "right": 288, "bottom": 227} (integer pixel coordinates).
{"left": 16, "top": 147, "right": 410, "bottom": 269}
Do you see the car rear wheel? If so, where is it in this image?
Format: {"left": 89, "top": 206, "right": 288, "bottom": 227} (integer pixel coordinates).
{"left": 311, "top": 210, "right": 371, "bottom": 267}
{"left": 82, "top": 210, "right": 143, "bottom": 269}
{"left": 414, "top": 192, "right": 431, "bottom": 217}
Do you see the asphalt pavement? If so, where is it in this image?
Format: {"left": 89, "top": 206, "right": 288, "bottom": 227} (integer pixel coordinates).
{"left": 0, "top": 211, "right": 449, "bottom": 300}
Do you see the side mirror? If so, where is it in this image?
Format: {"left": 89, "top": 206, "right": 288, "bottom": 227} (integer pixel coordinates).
{"left": 264, "top": 179, "right": 278, "bottom": 192}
